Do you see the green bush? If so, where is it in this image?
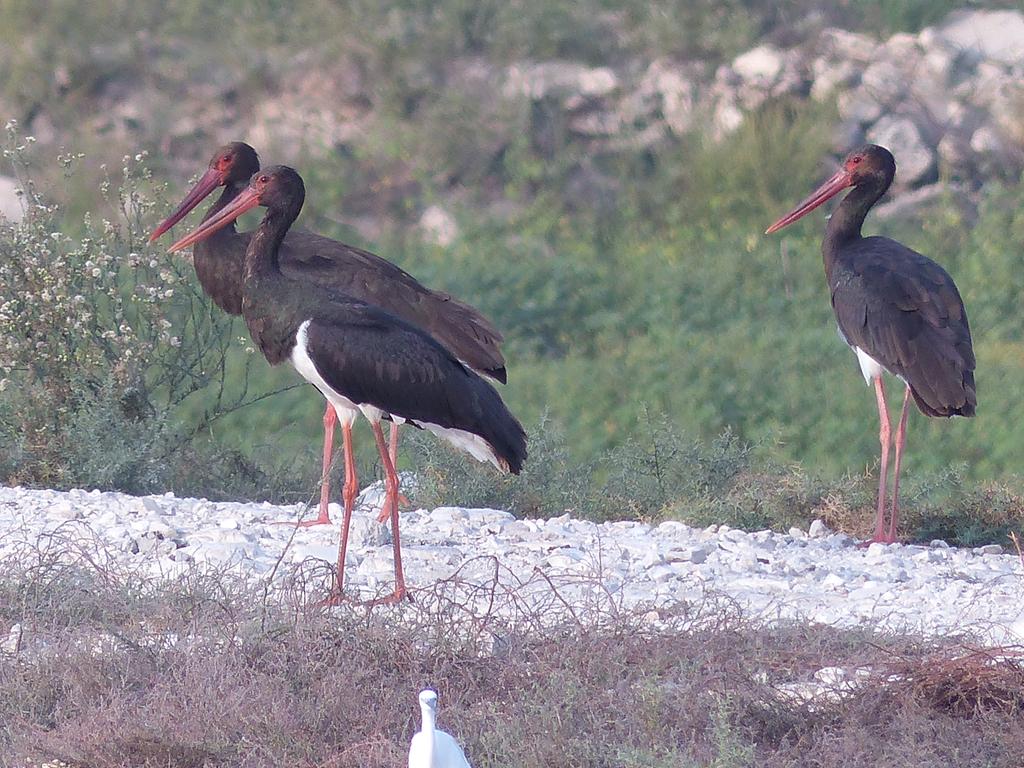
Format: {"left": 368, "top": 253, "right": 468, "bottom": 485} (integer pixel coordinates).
{"left": 0, "top": 128, "right": 303, "bottom": 496}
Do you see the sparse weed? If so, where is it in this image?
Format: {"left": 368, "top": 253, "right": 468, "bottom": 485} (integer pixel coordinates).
{"left": 2, "top": 544, "right": 1023, "bottom": 766}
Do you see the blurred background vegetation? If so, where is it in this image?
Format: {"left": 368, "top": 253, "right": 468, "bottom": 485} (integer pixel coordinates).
{"left": 1, "top": 0, "right": 1022, "bottom": 543}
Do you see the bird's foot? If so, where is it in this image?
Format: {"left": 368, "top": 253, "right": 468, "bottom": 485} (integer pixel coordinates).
{"left": 376, "top": 493, "right": 411, "bottom": 523}
{"left": 319, "top": 590, "right": 349, "bottom": 608}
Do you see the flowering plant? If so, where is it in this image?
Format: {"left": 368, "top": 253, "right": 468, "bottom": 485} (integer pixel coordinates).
{"left": 0, "top": 123, "right": 265, "bottom": 490}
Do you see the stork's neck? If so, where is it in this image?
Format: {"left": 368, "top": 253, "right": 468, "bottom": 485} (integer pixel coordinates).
{"left": 824, "top": 175, "right": 889, "bottom": 248}
{"left": 245, "top": 201, "right": 301, "bottom": 281}
{"left": 419, "top": 705, "right": 437, "bottom": 755}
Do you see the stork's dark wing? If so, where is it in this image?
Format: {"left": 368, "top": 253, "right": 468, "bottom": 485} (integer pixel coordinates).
{"left": 830, "top": 236, "right": 975, "bottom": 417}
{"left": 277, "top": 229, "right": 506, "bottom": 382}
{"left": 303, "top": 307, "right": 525, "bottom": 473}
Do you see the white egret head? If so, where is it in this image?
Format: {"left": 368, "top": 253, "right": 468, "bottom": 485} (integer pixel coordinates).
{"left": 419, "top": 689, "right": 439, "bottom": 711}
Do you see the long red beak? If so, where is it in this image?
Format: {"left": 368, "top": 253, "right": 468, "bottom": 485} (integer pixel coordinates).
{"left": 167, "top": 185, "right": 262, "bottom": 253}
{"left": 764, "top": 169, "right": 854, "bottom": 235}
{"left": 149, "top": 167, "right": 224, "bottom": 243}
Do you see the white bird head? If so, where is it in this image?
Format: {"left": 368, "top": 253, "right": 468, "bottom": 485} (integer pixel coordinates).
{"left": 419, "top": 689, "right": 439, "bottom": 711}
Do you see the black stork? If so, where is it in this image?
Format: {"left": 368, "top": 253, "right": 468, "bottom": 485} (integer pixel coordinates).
{"left": 150, "top": 143, "right": 506, "bottom": 528}
{"left": 168, "top": 166, "right": 527, "bottom": 603}
{"left": 766, "top": 144, "right": 976, "bottom": 544}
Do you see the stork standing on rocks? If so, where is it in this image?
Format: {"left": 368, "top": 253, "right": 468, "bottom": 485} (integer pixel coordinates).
{"left": 766, "top": 145, "right": 976, "bottom": 543}
{"left": 169, "top": 166, "right": 526, "bottom": 603}
{"left": 151, "top": 143, "right": 506, "bottom": 528}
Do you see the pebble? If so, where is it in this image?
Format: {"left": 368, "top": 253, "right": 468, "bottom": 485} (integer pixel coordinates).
{"left": 808, "top": 519, "right": 830, "bottom": 538}
{"left": 977, "top": 544, "right": 1004, "bottom": 556}
{"left": 0, "top": 485, "right": 1022, "bottom": 642}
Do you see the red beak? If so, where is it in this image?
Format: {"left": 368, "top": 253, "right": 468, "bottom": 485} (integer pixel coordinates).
{"left": 149, "top": 167, "right": 224, "bottom": 243}
{"left": 765, "top": 168, "right": 854, "bottom": 235}
{"left": 167, "top": 185, "right": 262, "bottom": 253}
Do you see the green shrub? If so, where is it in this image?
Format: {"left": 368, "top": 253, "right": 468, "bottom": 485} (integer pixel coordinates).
{"left": 0, "top": 126, "right": 303, "bottom": 497}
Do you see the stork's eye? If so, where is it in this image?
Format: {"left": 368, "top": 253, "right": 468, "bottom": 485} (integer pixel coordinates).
{"left": 851, "top": 156, "right": 862, "bottom": 164}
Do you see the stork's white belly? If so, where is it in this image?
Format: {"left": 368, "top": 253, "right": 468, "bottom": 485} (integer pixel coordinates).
{"left": 291, "top": 320, "right": 360, "bottom": 426}
{"left": 853, "top": 345, "right": 885, "bottom": 384}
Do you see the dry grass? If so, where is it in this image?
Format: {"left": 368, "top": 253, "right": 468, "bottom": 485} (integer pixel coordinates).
{"left": 1, "top": 541, "right": 1023, "bottom": 768}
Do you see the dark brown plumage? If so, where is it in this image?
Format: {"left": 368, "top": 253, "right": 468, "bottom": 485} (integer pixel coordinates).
{"left": 766, "top": 144, "right": 976, "bottom": 543}
{"left": 168, "top": 165, "right": 526, "bottom": 604}
{"left": 151, "top": 143, "right": 506, "bottom": 381}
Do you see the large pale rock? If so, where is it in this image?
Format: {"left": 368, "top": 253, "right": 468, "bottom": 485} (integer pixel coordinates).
{"left": 859, "top": 60, "right": 906, "bottom": 105}
{"left": 868, "top": 116, "right": 935, "bottom": 185}
{"left": 732, "top": 44, "right": 785, "bottom": 84}
{"left": 630, "top": 59, "right": 700, "bottom": 135}
{"left": 817, "top": 28, "right": 879, "bottom": 63}
{"left": 249, "top": 65, "right": 371, "bottom": 155}
{"left": 837, "top": 88, "right": 883, "bottom": 124}
{"left": 936, "top": 10, "right": 1024, "bottom": 66}
{"left": 810, "top": 57, "right": 859, "bottom": 101}
{"left": 970, "top": 125, "right": 1008, "bottom": 156}
{"left": 504, "top": 61, "right": 618, "bottom": 101}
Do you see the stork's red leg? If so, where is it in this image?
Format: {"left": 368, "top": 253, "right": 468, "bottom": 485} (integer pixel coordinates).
{"left": 378, "top": 422, "right": 411, "bottom": 522}
{"left": 340, "top": 421, "right": 359, "bottom": 519}
{"left": 323, "top": 423, "right": 363, "bottom": 605}
{"left": 371, "top": 421, "right": 408, "bottom": 603}
{"left": 389, "top": 421, "right": 400, "bottom": 466}
{"left": 870, "top": 376, "right": 893, "bottom": 543}
{"left": 273, "top": 404, "right": 337, "bottom": 526}
{"left": 887, "top": 385, "right": 912, "bottom": 543}
{"left": 335, "top": 421, "right": 360, "bottom": 589}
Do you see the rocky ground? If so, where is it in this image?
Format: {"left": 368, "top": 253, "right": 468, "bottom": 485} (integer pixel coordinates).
{"left": 3, "top": 484, "right": 1023, "bottom": 650}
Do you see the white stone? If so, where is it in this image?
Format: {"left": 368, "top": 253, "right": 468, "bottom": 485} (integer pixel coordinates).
{"left": 867, "top": 116, "right": 935, "bottom": 185}
{"left": 711, "top": 98, "right": 744, "bottom": 140}
{"left": 0, "top": 176, "right": 23, "bottom": 223}
{"left": 637, "top": 59, "right": 698, "bottom": 135}
{"left": 936, "top": 10, "right": 1024, "bottom": 66}
{"left": 970, "top": 125, "right": 1007, "bottom": 155}
{"left": 504, "top": 62, "right": 618, "bottom": 101}
{"left": 808, "top": 519, "right": 830, "bottom": 538}
{"left": 418, "top": 205, "right": 460, "bottom": 248}
{"left": 732, "top": 45, "right": 785, "bottom": 84}
{"left": 860, "top": 60, "right": 906, "bottom": 105}
{"left": 864, "top": 542, "right": 890, "bottom": 561}
{"left": 811, "top": 58, "right": 859, "bottom": 101}
{"left": 1, "top": 623, "right": 23, "bottom": 654}
{"left": 647, "top": 561, "right": 679, "bottom": 585}
{"left": 817, "top": 28, "right": 879, "bottom": 63}
{"left": 822, "top": 573, "right": 847, "bottom": 589}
